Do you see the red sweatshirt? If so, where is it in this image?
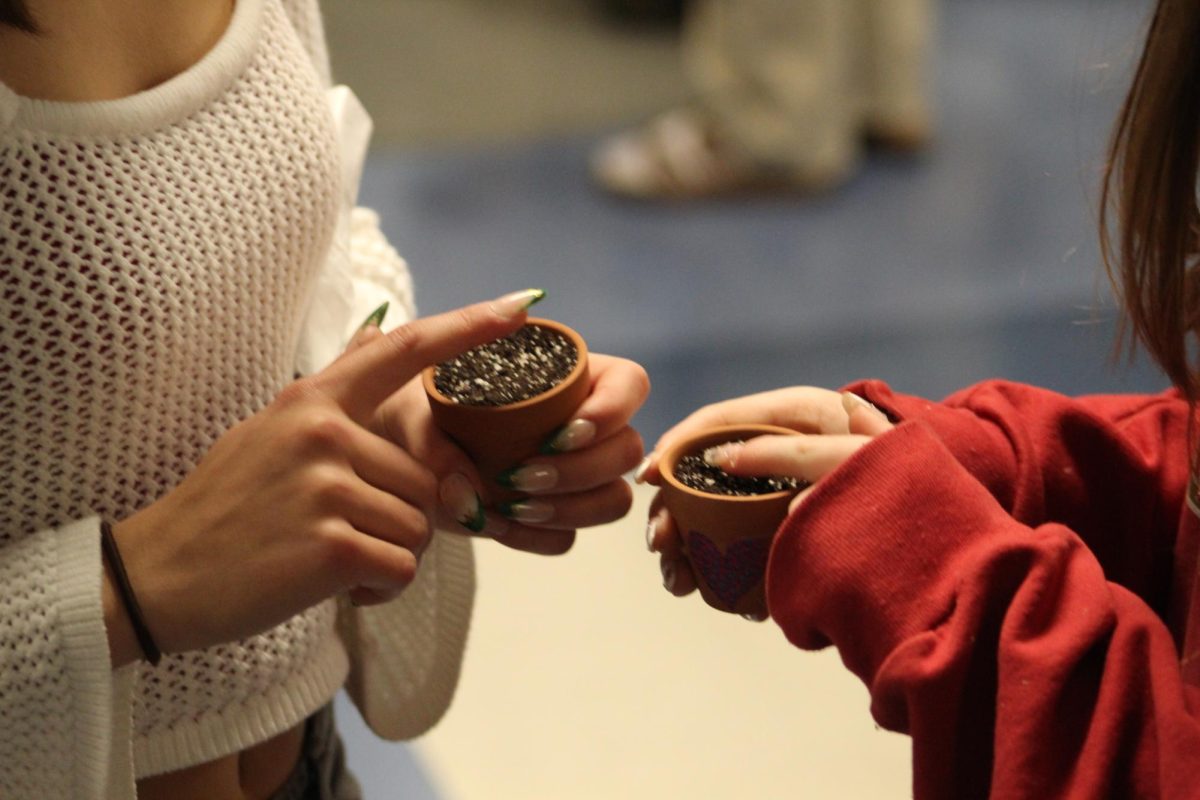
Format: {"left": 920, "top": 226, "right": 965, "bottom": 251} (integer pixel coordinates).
{"left": 766, "top": 380, "right": 1200, "bottom": 799}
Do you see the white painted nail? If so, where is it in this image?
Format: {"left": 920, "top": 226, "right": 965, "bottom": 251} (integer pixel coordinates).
{"left": 661, "top": 560, "right": 677, "bottom": 592}
{"left": 645, "top": 516, "right": 660, "bottom": 552}
{"left": 633, "top": 454, "right": 655, "bottom": 484}
{"left": 543, "top": 419, "right": 596, "bottom": 453}
{"left": 440, "top": 473, "right": 485, "bottom": 533}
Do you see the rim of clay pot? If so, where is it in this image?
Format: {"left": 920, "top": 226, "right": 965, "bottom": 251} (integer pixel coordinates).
{"left": 421, "top": 317, "right": 590, "bottom": 413}
{"left": 660, "top": 424, "right": 803, "bottom": 503}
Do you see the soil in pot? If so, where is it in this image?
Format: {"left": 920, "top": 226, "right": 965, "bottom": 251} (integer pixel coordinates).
{"left": 433, "top": 325, "right": 579, "bottom": 406}
{"left": 673, "top": 448, "right": 804, "bottom": 497}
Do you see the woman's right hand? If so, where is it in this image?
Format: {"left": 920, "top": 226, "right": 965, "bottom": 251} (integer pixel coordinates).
{"left": 104, "top": 294, "right": 532, "bottom": 665}
{"left": 640, "top": 387, "right": 893, "bottom": 605}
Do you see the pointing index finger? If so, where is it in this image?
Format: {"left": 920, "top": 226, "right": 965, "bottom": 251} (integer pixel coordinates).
{"left": 707, "top": 433, "right": 873, "bottom": 485}
{"left": 315, "top": 289, "right": 545, "bottom": 423}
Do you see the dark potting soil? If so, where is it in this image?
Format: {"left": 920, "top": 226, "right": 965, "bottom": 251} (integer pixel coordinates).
{"left": 674, "top": 450, "right": 802, "bottom": 497}
{"left": 434, "top": 325, "right": 578, "bottom": 406}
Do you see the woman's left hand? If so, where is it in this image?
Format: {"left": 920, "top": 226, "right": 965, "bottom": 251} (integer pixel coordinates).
{"left": 374, "top": 350, "right": 650, "bottom": 556}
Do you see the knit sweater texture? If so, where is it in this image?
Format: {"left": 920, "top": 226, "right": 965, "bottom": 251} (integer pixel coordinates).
{"left": 768, "top": 380, "right": 1200, "bottom": 798}
{"left": 0, "top": 1, "right": 474, "bottom": 798}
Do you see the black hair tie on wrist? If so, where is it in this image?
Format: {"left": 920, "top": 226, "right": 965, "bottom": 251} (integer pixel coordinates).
{"left": 100, "top": 520, "right": 163, "bottom": 666}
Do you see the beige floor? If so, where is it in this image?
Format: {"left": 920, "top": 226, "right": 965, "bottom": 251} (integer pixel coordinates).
{"left": 324, "top": 0, "right": 689, "bottom": 147}
{"left": 415, "top": 483, "right": 911, "bottom": 800}
{"left": 324, "top": 5, "right": 913, "bottom": 796}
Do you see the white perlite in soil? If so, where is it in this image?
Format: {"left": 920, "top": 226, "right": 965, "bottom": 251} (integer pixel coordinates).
{"left": 434, "top": 325, "right": 578, "bottom": 406}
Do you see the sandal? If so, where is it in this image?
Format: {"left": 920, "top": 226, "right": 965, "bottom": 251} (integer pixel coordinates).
{"left": 589, "top": 108, "right": 803, "bottom": 200}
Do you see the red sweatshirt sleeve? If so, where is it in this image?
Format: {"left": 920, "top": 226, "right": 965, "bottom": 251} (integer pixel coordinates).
{"left": 766, "top": 420, "right": 1200, "bottom": 798}
{"left": 846, "top": 380, "right": 1189, "bottom": 609}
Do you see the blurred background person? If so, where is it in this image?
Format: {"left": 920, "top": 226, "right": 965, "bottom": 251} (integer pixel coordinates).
{"left": 590, "top": 0, "right": 936, "bottom": 199}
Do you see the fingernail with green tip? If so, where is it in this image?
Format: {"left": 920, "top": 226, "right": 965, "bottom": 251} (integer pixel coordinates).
{"left": 360, "top": 301, "right": 389, "bottom": 331}
{"left": 496, "top": 464, "right": 559, "bottom": 493}
{"left": 497, "top": 499, "right": 554, "bottom": 525}
{"left": 440, "top": 473, "right": 486, "bottom": 533}
{"left": 492, "top": 288, "right": 546, "bottom": 319}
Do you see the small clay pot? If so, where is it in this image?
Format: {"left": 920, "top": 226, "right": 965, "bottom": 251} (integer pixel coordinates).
{"left": 660, "top": 424, "right": 802, "bottom": 616}
{"left": 422, "top": 318, "right": 590, "bottom": 502}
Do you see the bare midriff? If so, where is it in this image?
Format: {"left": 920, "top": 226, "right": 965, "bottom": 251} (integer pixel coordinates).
{"left": 135, "top": 720, "right": 306, "bottom": 800}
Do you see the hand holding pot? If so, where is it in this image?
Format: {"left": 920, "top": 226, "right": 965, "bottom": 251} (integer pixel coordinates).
{"left": 641, "top": 388, "right": 893, "bottom": 617}
{"left": 105, "top": 295, "right": 531, "bottom": 665}
{"left": 391, "top": 307, "right": 649, "bottom": 555}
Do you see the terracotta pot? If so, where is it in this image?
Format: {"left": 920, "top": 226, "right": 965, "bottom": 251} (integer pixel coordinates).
{"left": 422, "top": 318, "right": 590, "bottom": 503}
{"left": 660, "top": 424, "right": 802, "bottom": 616}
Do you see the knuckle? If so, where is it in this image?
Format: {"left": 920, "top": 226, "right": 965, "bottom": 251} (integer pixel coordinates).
{"left": 315, "top": 522, "right": 362, "bottom": 574}
{"left": 274, "top": 378, "right": 319, "bottom": 409}
{"left": 608, "top": 479, "right": 635, "bottom": 517}
{"left": 364, "top": 542, "right": 419, "bottom": 589}
{"left": 449, "top": 306, "right": 478, "bottom": 336}
{"left": 390, "top": 503, "right": 432, "bottom": 550}
{"left": 628, "top": 362, "right": 651, "bottom": 399}
{"left": 309, "top": 466, "right": 356, "bottom": 510}
{"left": 389, "top": 549, "right": 419, "bottom": 587}
{"left": 382, "top": 320, "right": 420, "bottom": 359}
{"left": 784, "top": 435, "right": 814, "bottom": 458}
{"left": 297, "top": 412, "right": 350, "bottom": 453}
{"left": 618, "top": 430, "right": 646, "bottom": 471}
{"left": 412, "top": 468, "right": 439, "bottom": 508}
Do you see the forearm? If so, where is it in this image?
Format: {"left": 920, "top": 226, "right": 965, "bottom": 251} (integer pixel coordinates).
{"left": 847, "top": 379, "right": 1189, "bottom": 593}
{"left": 769, "top": 422, "right": 1200, "bottom": 798}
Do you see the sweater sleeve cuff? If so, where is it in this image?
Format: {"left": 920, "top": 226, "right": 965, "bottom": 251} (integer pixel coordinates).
{"left": 338, "top": 531, "right": 475, "bottom": 740}
{"left": 765, "top": 421, "right": 1019, "bottom": 684}
{"left": 845, "top": 379, "right": 1021, "bottom": 509}
{"left": 52, "top": 517, "right": 133, "bottom": 799}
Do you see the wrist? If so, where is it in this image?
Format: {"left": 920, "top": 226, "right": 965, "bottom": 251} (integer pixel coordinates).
{"left": 101, "top": 547, "right": 143, "bottom": 669}
{"left": 100, "top": 518, "right": 164, "bottom": 668}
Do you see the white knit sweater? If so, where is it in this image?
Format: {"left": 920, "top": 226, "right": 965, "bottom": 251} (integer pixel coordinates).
{"left": 0, "top": 1, "right": 475, "bottom": 798}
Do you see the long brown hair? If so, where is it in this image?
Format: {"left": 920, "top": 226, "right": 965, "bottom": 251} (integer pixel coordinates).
{"left": 1102, "top": 0, "right": 1200, "bottom": 402}
{"left": 0, "top": 0, "right": 36, "bottom": 32}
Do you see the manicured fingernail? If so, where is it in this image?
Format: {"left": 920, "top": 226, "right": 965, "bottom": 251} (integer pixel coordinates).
{"left": 541, "top": 419, "right": 596, "bottom": 454}
{"left": 496, "top": 464, "right": 559, "bottom": 493}
{"left": 633, "top": 454, "right": 654, "bottom": 484}
{"left": 842, "top": 391, "right": 887, "bottom": 420}
{"left": 645, "top": 515, "right": 660, "bottom": 552}
{"left": 703, "top": 443, "right": 742, "bottom": 469}
{"left": 491, "top": 288, "right": 546, "bottom": 320}
{"left": 661, "top": 560, "right": 677, "bottom": 592}
{"left": 496, "top": 500, "right": 555, "bottom": 525}
{"left": 359, "top": 301, "right": 389, "bottom": 331}
{"left": 440, "top": 473, "right": 486, "bottom": 533}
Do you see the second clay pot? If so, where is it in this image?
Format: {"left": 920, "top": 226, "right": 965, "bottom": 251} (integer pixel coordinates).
{"left": 660, "top": 424, "right": 803, "bottom": 617}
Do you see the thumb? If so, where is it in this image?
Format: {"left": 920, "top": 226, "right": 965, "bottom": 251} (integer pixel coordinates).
{"left": 841, "top": 392, "right": 894, "bottom": 437}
